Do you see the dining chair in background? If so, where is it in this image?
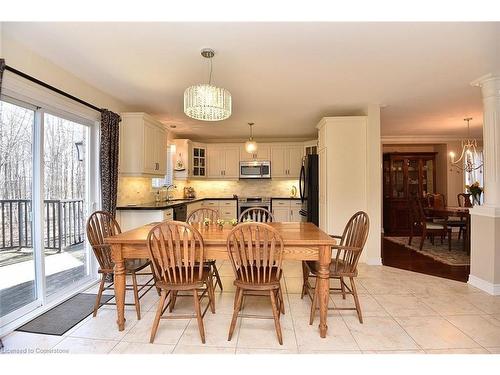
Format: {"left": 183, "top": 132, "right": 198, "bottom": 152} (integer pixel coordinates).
{"left": 226, "top": 222, "right": 286, "bottom": 345}
{"left": 457, "top": 193, "right": 473, "bottom": 208}
{"left": 408, "top": 198, "right": 452, "bottom": 251}
{"left": 238, "top": 207, "right": 275, "bottom": 222}
{"left": 301, "top": 211, "right": 369, "bottom": 324}
{"left": 146, "top": 221, "right": 216, "bottom": 344}
{"left": 186, "top": 207, "right": 223, "bottom": 291}
{"left": 86, "top": 211, "right": 155, "bottom": 320}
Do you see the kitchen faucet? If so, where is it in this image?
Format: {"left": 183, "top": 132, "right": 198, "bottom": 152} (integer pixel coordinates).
{"left": 164, "top": 184, "right": 177, "bottom": 201}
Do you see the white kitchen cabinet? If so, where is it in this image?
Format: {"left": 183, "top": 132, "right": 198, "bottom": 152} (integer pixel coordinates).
{"left": 270, "top": 144, "right": 304, "bottom": 178}
{"left": 117, "top": 208, "right": 173, "bottom": 232}
{"left": 189, "top": 143, "right": 207, "bottom": 178}
{"left": 271, "top": 199, "right": 303, "bottom": 222}
{"left": 206, "top": 145, "right": 240, "bottom": 179}
{"left": 186, "top": 200, "right": 203, "bottom": 217}
{"left": 239, "top": 143, "right": 271, "bottom": 161}
{"left": 201, "top": 199, "right": 237, "bottom": 220}
{"left": 119, "top": 113, "right": 168, "bottom": 177}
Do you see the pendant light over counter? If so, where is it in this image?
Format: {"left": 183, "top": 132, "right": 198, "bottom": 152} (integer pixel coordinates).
{"left": 184, "top": 48, "right": 232, "bottom": 122}
{"left": 245, "top": 122, "right": 258, "bottom": 154}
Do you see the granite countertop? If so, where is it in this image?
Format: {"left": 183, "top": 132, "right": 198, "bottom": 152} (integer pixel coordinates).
{"left": 116, "top": 197, "right": 237, "bottom": 210}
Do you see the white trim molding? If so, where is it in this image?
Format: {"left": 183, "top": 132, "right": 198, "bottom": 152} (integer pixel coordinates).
{"left": 468, "top": 274, "right": 500, "bottom": 296}
{"left": 381, "top": 135, "right": 482, "bottom": 144}
{"left": 364, "top": 257, "right": 383, "bottom": 266}
{"left": 469, "top": 205, "right": 500, "bottom": 218}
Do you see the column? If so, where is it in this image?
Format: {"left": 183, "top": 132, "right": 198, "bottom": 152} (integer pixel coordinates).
{"left": 468, "top": 74, "right": 500, "bottom": 295}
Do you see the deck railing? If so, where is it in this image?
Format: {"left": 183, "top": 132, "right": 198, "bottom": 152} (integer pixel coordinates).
{"left": 0, "top": 199, "right": 85, "bottom": 252}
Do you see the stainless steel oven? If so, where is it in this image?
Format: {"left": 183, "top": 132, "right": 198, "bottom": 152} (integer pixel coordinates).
{"left": 238, "top": 197, "right": 271, "bottom": 217}
{"left": 239, "top": 160, "right": 271, "bottom": 179}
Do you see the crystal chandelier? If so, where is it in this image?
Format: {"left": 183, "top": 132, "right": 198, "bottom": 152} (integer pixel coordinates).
{"left": 245, "top": 122, "right": 258, "bottom": 154}
{"left": 449, "top": 117, "right": 483, "bottom": 173}
{"left": 184, "top": 48, "right": 232, "bottom": 122}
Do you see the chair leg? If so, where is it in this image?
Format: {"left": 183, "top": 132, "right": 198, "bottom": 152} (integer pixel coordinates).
{"left": 169, "top": 291, "right": 178, "bottom": 313}
{"left": 309, "top": 283, "right": 319, "bottom": 325}
{"left": 340, "top": 277, "right": 346, "bottom": 300}
{"left": 301, "top": 261, "right": 309, "bottom": 299}
{"left": 93, "top": 274, "right": 106, "bottom": 317}
{"left": 448, "top": 229, "right": 452, "bottom": 252}
{"left": 212, "top": 261, "right": 223, "bottom": 291}
{"left": 419, "top": 228, "right": 426, "bottom": 251}
{"left": 131, "top": 273, "right": 141, "bottom": 320}
{"left": 192, "top": 289, "right": 206, "bottom": 344}
{"left": 350, "top": 277, "right": 363, "bottom": 324}
{"left": 150, "top": 290, "right": 167, "bottom": 343}
{"left": 278, "top": 285, "right": 285, "bottom": 315}
{"left": 228, "top": 287, "right": 243, "bottom": 341}
{"left": 269, "top": 290, "right": 283, "bottom": 345}
{"left": 458, "top": 227, "right": 462, "bottom": 240}
{"left": 207, "top": 274, "right": 216, "bottom": 314}
{"left": 408, "top": 226, "right": 413, "bottom": 246}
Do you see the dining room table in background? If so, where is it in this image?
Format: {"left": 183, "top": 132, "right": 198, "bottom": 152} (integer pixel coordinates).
{"left": 425, "top": 206, "right": 471, "bottom": 253}
{"left": 105, "top": 222, "right": 337, "bottom": 338}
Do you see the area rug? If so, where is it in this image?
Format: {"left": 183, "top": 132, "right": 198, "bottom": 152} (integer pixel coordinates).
{"left": 385, "top": 235, "right": 470, "bottom": 266}
{"left": 16, "top": 293, "right": 114, "bottom": 336}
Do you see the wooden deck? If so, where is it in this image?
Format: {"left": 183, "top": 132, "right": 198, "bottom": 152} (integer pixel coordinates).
{"left": 0, "top": 243, "right": 87, "bottom": 317}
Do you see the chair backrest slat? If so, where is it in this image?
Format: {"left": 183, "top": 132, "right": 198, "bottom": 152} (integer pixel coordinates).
{"left": 187, "top": 208, "right": 220, "bottom": 224}
{"left": 147, "top": 221, "right": 204, "bottom": 285}
{"left": 239, "top": 207, "right": 274, "bottom": 223}
{"left": 457, "top": 193, "right": 473, "bottom": 208}
{"left": 338, "top": 211, "right": 370, "bottom": 273}
{"left": 86, "top": 211, "right": 121, "bottom": 271}
{"left": 226, "top": 222, "right": 284, "bottom": 284}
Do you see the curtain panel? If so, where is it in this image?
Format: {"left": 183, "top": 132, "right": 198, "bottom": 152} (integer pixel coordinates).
{"left": 0, "top": 58, "right": 5, "bottom": 97}
{"left": 100, "top": 109, "right": 121, "bottom": 217}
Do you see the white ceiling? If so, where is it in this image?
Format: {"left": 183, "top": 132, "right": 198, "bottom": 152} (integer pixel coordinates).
{"left": 3, "top": 22, "right": 498, "bottom": 139}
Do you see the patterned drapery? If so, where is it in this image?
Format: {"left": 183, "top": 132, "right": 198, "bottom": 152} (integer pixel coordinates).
{"left": 100, "top": 109, "right": 121, "bottom": 217}
{"left": 0, "top": 58, "right": 6, "bottom": 98}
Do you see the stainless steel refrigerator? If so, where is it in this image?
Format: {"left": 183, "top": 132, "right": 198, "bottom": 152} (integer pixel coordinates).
{"left": 299, "top": 154, "right": 319, "bottom": 226}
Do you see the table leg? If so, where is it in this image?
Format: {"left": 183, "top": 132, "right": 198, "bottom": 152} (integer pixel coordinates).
{"left": 111, "top": 244, "right": 126, "bottom": 331}
{"left": 317, "top": 244, "right": 332, "bottom": 338}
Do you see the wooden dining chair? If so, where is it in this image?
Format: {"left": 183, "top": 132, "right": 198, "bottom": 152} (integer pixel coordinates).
{"left": 408, "top": 198, "right": 452, "bottom": 251}
{"left": 301, "top": 211, "right": 369, "bottom": 324}
{"left": 86, "top": 211, "right": 155, "bottom": 320}
{"left": 186, "top": 207, "right": 223, "bottom": 291}
{"left": 146, "top": 221, "right": 216, "bottom": 344}
{"left": 458, "top": 193, "right": 473, "bottom": 208}
{"left": 239, "top": 207, "right": 275, "bottom": 223}
{"left": 226, "top": 222, "right": 286, "bottom": 345}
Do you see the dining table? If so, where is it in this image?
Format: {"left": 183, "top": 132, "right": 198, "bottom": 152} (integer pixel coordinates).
{"left": 105, "top": 221, "right": 337, "bottom": 338}
{"left": 425, "top": 206, "right": 470, "bottom": 253}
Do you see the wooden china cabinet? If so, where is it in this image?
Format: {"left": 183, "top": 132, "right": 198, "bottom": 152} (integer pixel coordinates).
{"left": 383, "top": 152, "right": 437, "bottom": 235}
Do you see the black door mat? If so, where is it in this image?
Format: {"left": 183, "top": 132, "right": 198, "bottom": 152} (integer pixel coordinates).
{"left": 16, "top": 293, "right": 114, "bottom": 336}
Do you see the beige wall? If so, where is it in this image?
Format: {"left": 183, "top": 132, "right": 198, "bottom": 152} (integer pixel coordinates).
{"left": 1, "top": 32, "right": 128, "bottom": 113}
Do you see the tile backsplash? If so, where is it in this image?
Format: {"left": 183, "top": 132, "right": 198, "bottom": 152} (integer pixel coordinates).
{"left": 117, "top": 177, "right": 300, "bottom": 205}
{"left": 173, "top": 179, "right": 300, "bottom": 199}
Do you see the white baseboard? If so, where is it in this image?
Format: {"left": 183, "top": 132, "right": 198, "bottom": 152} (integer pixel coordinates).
{"left": 365, "top": 257, "right": 383, "bottom": 266}
{"left": 468, "top": 274, "right": 500, "bottom": 295}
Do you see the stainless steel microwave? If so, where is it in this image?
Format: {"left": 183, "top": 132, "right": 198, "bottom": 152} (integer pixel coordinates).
{"left": 239, "top": 161, "right": 271, "bottom": 179}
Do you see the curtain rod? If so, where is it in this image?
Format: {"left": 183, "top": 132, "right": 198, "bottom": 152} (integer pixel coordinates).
{"left": 4, "top": 65, "right": 101, "bottom": 113}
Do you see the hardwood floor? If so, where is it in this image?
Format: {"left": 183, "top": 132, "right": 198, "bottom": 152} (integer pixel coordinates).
{"left": 381, "top": 237, "right": 470, "bottom": 282}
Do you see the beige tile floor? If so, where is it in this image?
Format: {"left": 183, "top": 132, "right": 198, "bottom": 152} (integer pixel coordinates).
{"left": 2, "top": 261, "right": 500, "bottom": 354}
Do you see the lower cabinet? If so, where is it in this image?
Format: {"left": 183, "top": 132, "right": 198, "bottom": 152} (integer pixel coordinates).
{"left": 271, "top": 199, "right": 303, "bottom": 222}
{"left": 187, "top": 199, "right": 238, "bottom": 221}
{"left": 117, "top": 209, "right": 173, "bottom": 232}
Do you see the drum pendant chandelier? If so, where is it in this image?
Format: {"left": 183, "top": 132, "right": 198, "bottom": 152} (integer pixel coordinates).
{"left": 184, "top": 48, "right": 232, "bottom": 122}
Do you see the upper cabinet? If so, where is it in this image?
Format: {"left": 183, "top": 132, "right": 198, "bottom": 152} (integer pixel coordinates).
{"left": 119, "top": 112, "right": 168, "bottom": 177}
{"left": 207, "top": 144, "right": 239, "bottom": 179}
{"left": 172, "top": 139, "right": 206, "bottom": 180}
{"left": 239, "top": 143, "right": 271, "bottom": 161}
{"left": 270, "top": 144, "right": 304, "bottom": 178}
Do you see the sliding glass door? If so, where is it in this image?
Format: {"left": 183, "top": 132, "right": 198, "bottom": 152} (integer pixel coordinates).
{"left": 0, "top": 100, "right": 39, "bottom": 322}
{"left": 43, "top": 113, "right": 91, "bottom": 297}
{"left": 0, "top": 98, "right": 97, "bottom": 328}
